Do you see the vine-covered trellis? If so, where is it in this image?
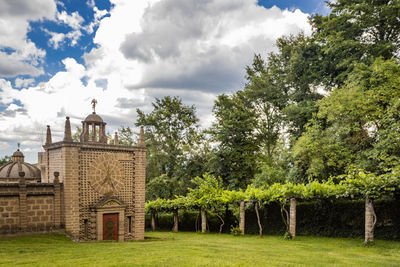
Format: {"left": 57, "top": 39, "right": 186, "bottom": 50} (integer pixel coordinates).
{"left": 146, "top": 171, "right": 400, "bottom": 245}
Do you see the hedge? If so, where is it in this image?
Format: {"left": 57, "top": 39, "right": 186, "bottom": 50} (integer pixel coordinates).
{"left": 146, "top": 199, "right": 400, "bottom": 241}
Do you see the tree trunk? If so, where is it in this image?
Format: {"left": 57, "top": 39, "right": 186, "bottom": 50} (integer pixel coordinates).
{"left": 173, "top": 209, "right": 178, "bottom": 232}
{"left": 289, "top": 198, "right": 296, "bottom": 239}
{"left": 281, "top": 203, "right": 289, "bottom": 234}
{"left": 215, "top": 213, "right": 225, "bottom": 233}
{"left": 201, "top": 208, "right": 207, "bottom": 233}
{"left": 151, "top": 212, "right": 156, "bottom": 232}
{"left": 365, "top": 198, "right": 376, "bottom": 244}
{"left": 255, "top": 201, "right": 263, "bottom": 238}
{"left": 239, "top": 200, "right": 245, "bottom": 235}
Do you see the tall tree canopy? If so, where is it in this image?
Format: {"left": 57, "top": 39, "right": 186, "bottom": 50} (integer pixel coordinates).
{"left": 311, "top": 0, "right": 400, "bottom": 86}
{"left": 136, "top": 96, "right": 202, "bottom": 199}
{"left": 209, "top": 91, "right": 259, "bottom": 189}
{"left": 294, "top": 58, "right": 400, "bottom": 180}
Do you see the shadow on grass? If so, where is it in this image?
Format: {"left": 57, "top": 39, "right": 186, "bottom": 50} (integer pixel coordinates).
{"left": 135, "top": 235, "right": 175, "bottom": 242}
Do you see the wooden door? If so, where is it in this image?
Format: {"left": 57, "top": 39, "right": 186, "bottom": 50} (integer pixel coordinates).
{"left": 103, "top": 213, "right": 118, "bottom": 241}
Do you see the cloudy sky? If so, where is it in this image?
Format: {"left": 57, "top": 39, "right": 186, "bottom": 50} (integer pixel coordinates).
{"left": 0, "top": 0, "right": 329, "bottom": 163}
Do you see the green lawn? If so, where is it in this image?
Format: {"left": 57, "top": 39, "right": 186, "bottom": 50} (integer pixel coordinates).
{"left": 0, "top": 232, "right": 399, "bottom": 266}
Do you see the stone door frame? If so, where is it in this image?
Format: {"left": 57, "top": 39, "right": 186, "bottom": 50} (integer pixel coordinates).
{"left": 93, "top": 196, "right": 126, "bottom": 242}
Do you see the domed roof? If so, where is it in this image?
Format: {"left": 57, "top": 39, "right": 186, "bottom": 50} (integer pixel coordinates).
{"left": 12, "top": 150, "right": 24, "bottom": 157}
{"left": 0, "top": 148, "right": 40, "bottom": 181}
{"left": 84, "top": 112, "right": 104, "bottom": 123}
{"left": 0, "top": 161, "right": 41, "bottom": 180}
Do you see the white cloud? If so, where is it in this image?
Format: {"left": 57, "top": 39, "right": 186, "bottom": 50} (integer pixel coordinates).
{"left": 0, "top": 0, "right": 56, "bottom": 77}
{"left": 14, "top": 78, "right": 35, "bottom": 88}
{"left": 0, "top": 0, "right": 311, "bottom": 162}
{"left": 57, "top": 11, "right": 84, "bottom": 30}
{"left": 46, "top": 10, "right": 87, "bottom": 49}
{"left": 0, "top": 52, "right": 44, "bottom": 77}
{"left": 120, "top": 1, "right": 311, "bottom": 92}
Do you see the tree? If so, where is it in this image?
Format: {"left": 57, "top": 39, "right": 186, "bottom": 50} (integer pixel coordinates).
{"left": 0, "top": 155, "right": 10, "bottom": 165}
{"left": 187, "top": 173, "right": 228, "bottom": 233}
{"left": 118, "top": 126, "right": 135, "bottom": 146}
{"left": 209, "top": 91, "right": 259, "bottom": 189}
{"left": 264, "top": 34, "right": 323, "bottom": 141}
{"left": 72, "top": 127, "right": 82, "bottom": 142}
{"left": 146, "top": 174, "right": 180, "bottom": 200}
{"left": 136, "top": 96, "right": 201, "bottom": 199}
{"left": 294, "top": 58, "right": 400, "bottom": 180}
{"left": 311, "top": 0, "right": 400, "bottom": 86}
{"left": 245, "top": 54, "right": 285, "bottom": 158}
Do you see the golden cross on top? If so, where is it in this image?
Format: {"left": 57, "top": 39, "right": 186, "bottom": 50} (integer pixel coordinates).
{"left": 91, "top": 99, "right": 98, "bottom": 113}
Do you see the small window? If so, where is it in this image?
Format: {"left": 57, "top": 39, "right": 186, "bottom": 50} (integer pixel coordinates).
{"left": 128, "top": 216, "right": 132, "bottom": 233}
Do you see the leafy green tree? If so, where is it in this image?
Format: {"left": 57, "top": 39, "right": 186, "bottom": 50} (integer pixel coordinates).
{"left": 187, "top": 173, "right": 228, "bottom": 233}
{"left": 311, "top": 0, "right": 400, "bottom": 86}
{"left": 209, "top": 91, "right": 259, "bottom": 189}
{"left": 0, "top": 155, "right": 10, "bottom": 165}
{"left": 146, "top": 174, "right": 180, "bottom": 200}
{"left": 245, "top": 54, "right": 285, "bottom": 158}
{"left": 136, "top": 96, "right": 202, "bottom": 199}
{"left": 72, "top": 127, "right": 82, "bottom": 142}
{"left": 264, "top": 34, "right": 323, "bottom": 141}
{"left": 117, "top": 126, "right": 135, "bottom": 146}
{"left": 294, "top": 58, "right": 400, "bottom": 180}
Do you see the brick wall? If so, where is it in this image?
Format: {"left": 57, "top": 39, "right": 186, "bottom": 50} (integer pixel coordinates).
{"left": 26, "top": 196, "right": 54, "bottom": 230}
{"left": 0, "top": 196, "right": 19, "bottom": 234}
{"left": 0, "top": 178, "right": 64, "bottom": 235}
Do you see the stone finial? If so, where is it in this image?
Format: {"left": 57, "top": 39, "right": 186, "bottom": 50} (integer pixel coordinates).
{"left": 45, "top": 125, "right": 52, "bottom": 145}
{"left": 54, "top": 171, "right": 60, "bottom": 183}
{"left": 138, "top": 126, "right": 146, "bottom": 147}
{"left": 63, "top": 117, "right": 73, "bottom": 142}
{"left": 19, "top": 171, "right": 26, "bottom": 185}
{"left": 114, "top": 132, "right": 119, "bottom": 145}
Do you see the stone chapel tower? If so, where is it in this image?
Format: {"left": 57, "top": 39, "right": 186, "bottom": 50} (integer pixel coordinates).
{"left": 42, "top": 101, "right": 146, "bottom": 241}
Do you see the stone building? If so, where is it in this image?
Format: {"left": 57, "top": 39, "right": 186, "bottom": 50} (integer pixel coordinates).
{"left": 0, "top": 103, "right": 146, "bottom": 241}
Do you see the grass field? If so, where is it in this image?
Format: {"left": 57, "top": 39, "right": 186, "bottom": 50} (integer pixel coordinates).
{"left": 0, "top": 232, "right": 400, "bottom": 266}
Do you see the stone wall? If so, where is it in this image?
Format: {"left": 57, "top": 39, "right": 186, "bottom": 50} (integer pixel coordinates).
{"left": 0, "top": 176, "right": 64, "bottom": 235}
{"left": 0, "top": 196, "right": 19, "bottom": 233}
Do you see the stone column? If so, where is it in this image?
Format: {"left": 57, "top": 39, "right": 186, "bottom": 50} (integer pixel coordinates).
{"left": 133, "top": 148, "right": 146, "bottom": 240}
{"left": 62, "top": 145, "right": 80, "bottom": 240}
{"left": 365, "top": 198, "right": 374, "bottom": 244}
{"left": 101, "top": 123, "right": 107, "bottom": 143}
{"left": 53, "top": 172, "right": 61, "bottom": 229}
{"left": 239, "top": 201, "right": 245, "bottom": 235}
{"left": 80, "top": 122, "right": 89, "bottom": 142}
{"left": 151, "top": 212, "right": 156, "bottom": 232}
{"left": 18, "top": 172, "right": 27, "bottom": 232}
{"left": 289, "top": 198, "right": 296, "bottom": 238}
{"left": 201, "top": 208, "right": 207, "bottom": 233}
{"left": 173, "top": 209, "right": 178, "bottom": 232}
